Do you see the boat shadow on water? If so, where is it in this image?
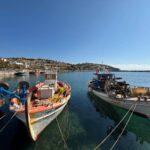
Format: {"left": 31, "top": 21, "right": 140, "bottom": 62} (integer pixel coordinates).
{"left": 88, "top": 93, "right": 150, "bottom": 145}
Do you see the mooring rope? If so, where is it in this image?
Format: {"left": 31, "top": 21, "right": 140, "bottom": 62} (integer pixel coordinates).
{"left": 56, "top": 117, "right": 69, "bottom": 150}
{"left": 94, "top": 103, "right": 136, "bottom": 150}
{"left": 0, "top": 114, "right": 7, "bottom": 120}
{"left": 0, "top": 112, "right": 17, "bottom": 133}
{"left": 65, "top": 107, "right": 71, "bottom": 139}
{"left": 67, "top": 111, "right": 71, "bottom": 140}
{"left": 110, "top": 103, "right": 137, "bottom": 150}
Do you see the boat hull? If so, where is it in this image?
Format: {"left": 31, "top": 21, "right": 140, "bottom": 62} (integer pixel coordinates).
{"left": 9, "top": 80, "right": 71, "bottom": 141}
{"left": 89, "top": 89, "right": 150, "bottom": 118}
{"left": 16, "top": 111, "right": 26, "bottom": 124}
{"left": 25, "top": 94, "right": 71, "bottom": 141}
{"left": 13, "top": 95, "right": 71, "bottom": 141}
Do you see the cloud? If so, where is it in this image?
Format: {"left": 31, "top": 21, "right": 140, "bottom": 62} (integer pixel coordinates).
{"left": 110, "top": 64, "right": 150, "bottom": 71}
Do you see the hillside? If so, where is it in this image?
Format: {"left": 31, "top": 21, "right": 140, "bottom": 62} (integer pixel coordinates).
{"left": 0, "top": 57, "right": 120, "bottom": 71}
{"left": 73, "top": 63, "right": 120, "bottom": 71}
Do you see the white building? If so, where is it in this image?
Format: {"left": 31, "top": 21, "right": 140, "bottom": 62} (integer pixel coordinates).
{"left": 1, "top": 58, "right": 8, "bottom": 62}
{"left": 9, "top": 61, "right": 24, "bottom": 66}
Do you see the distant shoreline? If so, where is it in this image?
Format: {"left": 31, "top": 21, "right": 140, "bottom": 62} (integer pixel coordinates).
{"left": 119, "top": 70, "right": 150, "bottom": 72}
{"left": 1, "top": 57, "right": 150, "bottom": 73}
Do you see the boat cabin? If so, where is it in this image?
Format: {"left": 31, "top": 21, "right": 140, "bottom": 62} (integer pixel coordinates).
{"left": 90, "top": 73, "right": 114, "bottom": 92}
{"left": 44, "top": 71, "right": 57, "bottom": 88}
{"left": 94, "top": 73, "right": 114, "bottom": 81}
{"left": 38, "top": 71, "right": 57, "bottom": 99}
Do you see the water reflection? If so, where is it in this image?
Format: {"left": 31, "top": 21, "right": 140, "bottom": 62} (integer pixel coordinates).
{"left": 88, "top": 93, "right": 150, "bottom": 145}
{"left": 0, "top": 106, "right": 71, "bottom": 150}
{"left": 0, "top": 72, "right": 150, "bottom": 150}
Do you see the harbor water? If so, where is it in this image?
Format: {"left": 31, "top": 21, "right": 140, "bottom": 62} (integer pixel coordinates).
{"left": 0, "top": 72, "right": 150, "bottom": 150}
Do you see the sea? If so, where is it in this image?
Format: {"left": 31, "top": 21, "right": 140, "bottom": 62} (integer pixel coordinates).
{"left": 0, "top": 71, "right": 150, "bottom": 150}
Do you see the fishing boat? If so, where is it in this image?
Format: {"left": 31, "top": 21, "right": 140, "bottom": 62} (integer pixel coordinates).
{"left": 0, "top": 71, "right": 71, "bottom": 141}
{"left": 88, "top": 68, "right": 150, "bottom": 118}
{"left": 14, "top": 72, "right": 25, "bottom": 76}
{"left": 14, "top": 70, "right": 29, "bottom": 76}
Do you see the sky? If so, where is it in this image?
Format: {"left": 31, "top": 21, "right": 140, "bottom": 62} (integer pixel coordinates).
{"left": 0, "top": 0, "right": 150, "bottom": 69}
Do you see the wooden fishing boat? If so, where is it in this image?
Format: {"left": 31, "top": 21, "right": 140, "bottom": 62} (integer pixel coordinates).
{"left": 0, "top": 71, "right": 71, "bottom": 141}
{"left": 25, "top": 86, "right": 71, "bottom": 141}
{"left": 88, "top": 72, "right": 150, "bottom": 118}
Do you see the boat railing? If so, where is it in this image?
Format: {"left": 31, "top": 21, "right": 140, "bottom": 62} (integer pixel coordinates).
{"left": 58, "top": 80, "right": 71, "bottom": 91}
{"left": 65, "top": 82, "right": 71, "bottom": 91}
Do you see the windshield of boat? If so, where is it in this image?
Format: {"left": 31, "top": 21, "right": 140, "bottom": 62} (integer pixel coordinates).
{"left": 94, "top": 73, "right": 114, "bottom": 80}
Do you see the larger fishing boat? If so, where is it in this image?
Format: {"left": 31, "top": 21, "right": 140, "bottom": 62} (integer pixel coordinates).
{"left": 0, "top": 71, "right": 71, "bottom": 141}
{"left": 88, "top": 69, "right": 150, "bottom": 118}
